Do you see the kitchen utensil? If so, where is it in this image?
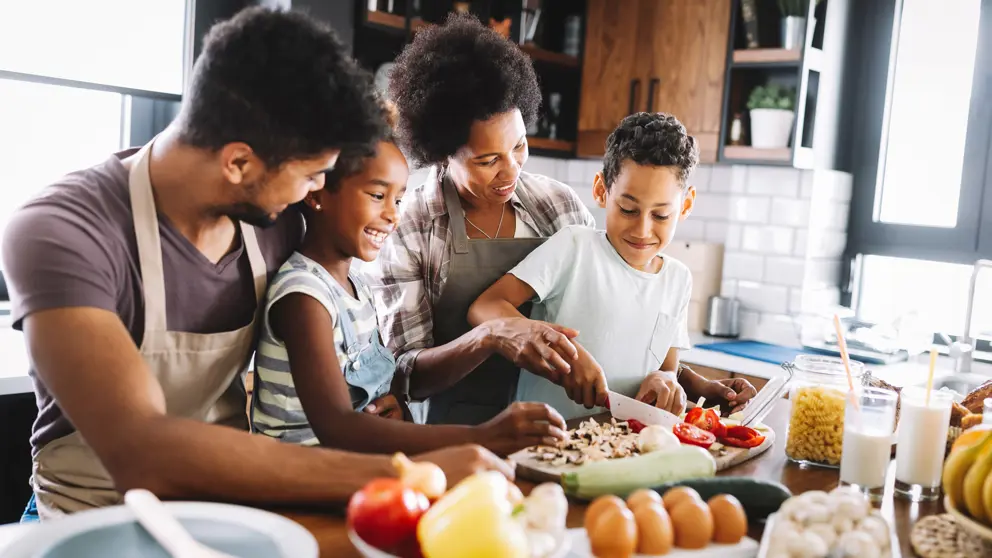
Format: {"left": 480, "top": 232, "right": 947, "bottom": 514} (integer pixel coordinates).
{"left": 125, "top": 489, "right": 234, "bottom": 558}
{"left": 739, "top": 363, "right": 794, "bottom": 428}
{"left": 570, "top": 527, "right": 759, "bottom": 557}
{"left": 704, "top": 296, "right": 740, "bottom": 338}
{"left": 608, "top": 390, "right": 681, "bottom": 429}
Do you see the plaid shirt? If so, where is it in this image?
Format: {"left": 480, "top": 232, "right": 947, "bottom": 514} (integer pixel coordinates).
{"left": 365, "top": 167, "right": 596, "bottom": 380}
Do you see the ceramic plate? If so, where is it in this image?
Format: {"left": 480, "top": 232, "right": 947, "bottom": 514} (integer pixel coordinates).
{"left": 349, "top": 528, "right": 571, "bottom": 558}
{"left": 3, "top": 502, "right": 317, "bottom": 558}
{"left": 945, "top": 496, "right": 992, "bottom": 542}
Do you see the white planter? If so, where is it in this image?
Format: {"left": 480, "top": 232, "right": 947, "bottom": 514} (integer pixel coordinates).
{"left": 749, "top": 108, "right": 795, "bottom": 149}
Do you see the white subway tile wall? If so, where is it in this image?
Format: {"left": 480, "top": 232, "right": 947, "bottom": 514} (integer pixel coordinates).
{"left": 412, "top": 157, "right": 854, "bottom": 345}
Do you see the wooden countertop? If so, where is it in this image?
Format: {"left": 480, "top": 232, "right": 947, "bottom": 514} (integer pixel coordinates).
{"left": 280, "top": 398, "right": 941, "bottom": 557}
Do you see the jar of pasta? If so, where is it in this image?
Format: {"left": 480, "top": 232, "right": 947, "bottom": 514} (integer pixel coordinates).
{"left": 785, "top": 355, "right": 865, "bottom": 468}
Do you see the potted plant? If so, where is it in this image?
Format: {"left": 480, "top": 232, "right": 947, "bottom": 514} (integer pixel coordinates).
{"left": 747, "top": 84, "right": 796, "bottom": 149}
{"left": 778, "top": 0, "right": 813, "bottom": 49}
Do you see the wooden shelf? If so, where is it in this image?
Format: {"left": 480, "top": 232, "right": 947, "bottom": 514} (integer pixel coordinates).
{"left": 520, "top": 43, "right": 580, "bottom": 68}
{"left": 732, "top": 48, "right": 802, "bottom": 66}
{"left": 527, "top": 137, "right": 575, "bottom": 152}
{"left": 722, "top": 146, "right": 792, "bottom": 162}
{"left": 365, "top": 11, "right": 428, "bottom": 32}
{"left": 366, "top": 10, "right": 406, "bottom": 29}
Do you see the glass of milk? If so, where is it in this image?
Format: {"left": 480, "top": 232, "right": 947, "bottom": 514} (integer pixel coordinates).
{"left": 839, "top": 387, "right": 898, "bottom": 501}
{"left": 894, "top": 386, "right": 954, "bottom": 501}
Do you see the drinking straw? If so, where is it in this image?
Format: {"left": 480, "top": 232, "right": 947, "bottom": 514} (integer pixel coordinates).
{"left": 833, "top": 315, "right": 860, "bottom": 411}
{"left": 926, "top": 347, "right": 938, "bottom": 406}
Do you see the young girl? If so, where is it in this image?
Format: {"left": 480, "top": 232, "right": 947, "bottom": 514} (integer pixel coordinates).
{"left": 250, "top": 103, "right": 565, "bottom": 456}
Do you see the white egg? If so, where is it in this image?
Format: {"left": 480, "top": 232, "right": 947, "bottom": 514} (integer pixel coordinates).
{"left": 837, "top": 531, "right": 881, "bottom": 558}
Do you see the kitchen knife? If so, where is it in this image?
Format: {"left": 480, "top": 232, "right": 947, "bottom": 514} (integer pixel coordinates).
{"left": 608, "top": 390, "right": 681, "bottom": 429}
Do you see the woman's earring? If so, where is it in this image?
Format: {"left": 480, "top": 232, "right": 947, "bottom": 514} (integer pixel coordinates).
{"left": 314, "top": 202, "right": 322, "bottom": 211}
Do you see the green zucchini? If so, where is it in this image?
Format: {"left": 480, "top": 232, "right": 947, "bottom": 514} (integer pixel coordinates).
{"left": 650, "top": 477, "right": 792, "bottom": 520}
{"left": 560, "top": 446, "right": 716, "bottom": 500}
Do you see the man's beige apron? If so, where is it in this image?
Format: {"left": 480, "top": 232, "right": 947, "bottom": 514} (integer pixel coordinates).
{"left": 424, "top": 175, "right": 547, "bottom": 425}
{"left": 31, "top": 141, "right": 267, "bottom": 520}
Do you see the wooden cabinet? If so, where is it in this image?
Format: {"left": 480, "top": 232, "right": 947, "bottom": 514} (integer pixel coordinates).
{"left": 577, "top": 0, "right": 731, "bottom": 162}
{"left": 576, "top": 0, "right": 646, "bottom": 157}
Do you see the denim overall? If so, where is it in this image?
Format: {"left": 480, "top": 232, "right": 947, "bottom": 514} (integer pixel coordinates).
{"left": 325, "top": 272, "right": 397, "bottom": 411}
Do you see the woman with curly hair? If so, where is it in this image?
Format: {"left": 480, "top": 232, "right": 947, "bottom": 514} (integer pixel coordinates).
{"left": 371, "top": 14, "right": 596, "bottom": 427}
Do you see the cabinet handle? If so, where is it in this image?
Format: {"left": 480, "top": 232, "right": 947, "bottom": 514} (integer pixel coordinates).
{"left": 646, "top": 78, "right": 660, "bottom": 112}
{"left": 628, "top": 79, "right": 641, "bottom": 115}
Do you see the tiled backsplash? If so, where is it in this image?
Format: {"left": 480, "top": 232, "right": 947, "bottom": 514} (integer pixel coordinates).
{"left": 406, "top": 156, "right": 852, "bottom": 346}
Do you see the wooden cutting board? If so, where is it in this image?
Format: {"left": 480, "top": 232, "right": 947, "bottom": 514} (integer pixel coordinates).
{"left": 509, "top": 424, "right": 776, "bottom": 484}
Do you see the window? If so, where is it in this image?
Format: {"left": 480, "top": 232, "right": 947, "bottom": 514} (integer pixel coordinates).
{"left": 0, "top": 0, "right": 189, "bottom": 95}
{"left": 875, "top": 0, "right": 981, "bottom": 228}
{"left": 0, "top": 1, "right": 192, "bottom": 299}
{"left": 845, "top": 0, "right": 992, "bottom": 341}
{"left": 0, "top": 79, "right": 125, "bottom": 252}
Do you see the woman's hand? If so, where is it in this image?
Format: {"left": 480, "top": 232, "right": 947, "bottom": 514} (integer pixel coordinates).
{"left": 486, "top": 317, "right": 579, "bottom": 383}
{"left": 635, "top": 371, "right": 687, "bottom": 415}
{"left": 363, "top": 394, "right": 406, "bottom": 421}
{"left": 690, "top": 378, "right": 758, "bottom": 415}
{"left": 474, "top": 402, "right": 568, "bottom": 457}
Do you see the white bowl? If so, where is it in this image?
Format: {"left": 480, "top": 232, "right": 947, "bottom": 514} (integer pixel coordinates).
{"left": 348, "top": 529, "right": 571, "bottom": 558}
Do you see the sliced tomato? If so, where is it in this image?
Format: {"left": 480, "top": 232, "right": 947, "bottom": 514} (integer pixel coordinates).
{"left": 685, "top": 407, "right": 726, "bottom": 438}
{"left": 673, "top": 422, "right": 716, "bottom": 448}
{"left": 720, "top": 425, "right": 766, "bottom": 449}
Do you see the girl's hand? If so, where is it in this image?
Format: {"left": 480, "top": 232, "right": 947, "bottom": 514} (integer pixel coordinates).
{"left": 695, "top": 378, "right": 758, "bottom": 415}
{"left": 364, "top": 394, "right": 405, "bottom": 421}
{"left": 635, "top": 371, "right": 687, "bottom": 415}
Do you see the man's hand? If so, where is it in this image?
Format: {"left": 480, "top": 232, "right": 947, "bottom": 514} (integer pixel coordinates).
{"left": 562, "top": 345, "right": 609, "bottom": 409}
{"left": 635, "top": 371, "right": 687, "bottom": 415}
{"left": 692, "top": 378, "right": 758, "bottom": 415}
{"left": 488, "top": 317, "right": 579, "bottom": 383}
{"left": 414, "top": 444, "right": 516, "bottom": 486}
{"left": 475, "top": 402, "right": 568, "bottom": 456}
{"left": 363, "top": 394, "right": 405, "bottom": 421}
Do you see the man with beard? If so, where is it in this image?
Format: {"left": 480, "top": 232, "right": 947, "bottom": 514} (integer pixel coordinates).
{"left": 3, "top": 7, "right": 511, "bottom": 521}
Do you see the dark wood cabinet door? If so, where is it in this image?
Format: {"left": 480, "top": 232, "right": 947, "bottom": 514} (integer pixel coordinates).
{"left": 576, "top": 0, "right": 647, "bottom": 157}
{"left": 643, "top": 0, "right": 731, "bottom": 163}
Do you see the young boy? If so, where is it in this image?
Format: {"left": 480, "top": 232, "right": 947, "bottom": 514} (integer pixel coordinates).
{"left": 469, "top": 112, "right": 757, "bottom": 420}
{"left": 250, "top": 102, "right": 566, "bottom": 454}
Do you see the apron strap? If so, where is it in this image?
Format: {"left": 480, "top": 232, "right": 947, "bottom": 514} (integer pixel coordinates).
{"left": 440, "top": 174, "right": 470, "bottom": 255}
{"left": 128, "top": 142, "right": 169, "bottom": 334}
{"left": 239, "top": 223, "right": 267, "bottom": 304}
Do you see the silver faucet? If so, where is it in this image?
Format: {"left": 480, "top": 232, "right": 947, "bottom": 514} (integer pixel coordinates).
{"left": 957, "top": 259, "right": 992, "bottom": 374}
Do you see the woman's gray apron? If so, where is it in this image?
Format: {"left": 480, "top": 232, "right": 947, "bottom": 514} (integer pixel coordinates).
{"left": 425, "top": 177, "right": 546, "bottom": 425}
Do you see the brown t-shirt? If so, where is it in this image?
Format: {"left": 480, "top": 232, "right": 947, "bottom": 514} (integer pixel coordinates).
{"left": 1, "top": 150, "right": 302, "bottom": 455}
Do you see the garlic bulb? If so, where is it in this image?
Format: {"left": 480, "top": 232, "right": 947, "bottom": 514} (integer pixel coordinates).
{"left": 524, "top": 483, "right": 568, "bottom": 533}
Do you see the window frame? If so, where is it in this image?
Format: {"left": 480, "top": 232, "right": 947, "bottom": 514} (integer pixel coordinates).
{"left": 844, "top": 0, "right": 992, "bottom": 268}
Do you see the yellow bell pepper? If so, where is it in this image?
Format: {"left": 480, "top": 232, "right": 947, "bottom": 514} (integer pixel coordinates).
{"left": 417, "top": 471, "right": 529, "bottom": 558}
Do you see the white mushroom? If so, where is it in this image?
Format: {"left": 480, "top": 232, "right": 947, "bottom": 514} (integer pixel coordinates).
{"left": 524, "top": 483, "right": 568, "bottom": 534}
{"left": 637, "top": 425, "right": 681, "bottom": 453}
{"left": 831, "top": 494, "right": 869, "bottom": 523}
{"left": 799, "top": 491, "right": 831, "bottom": 507}
{"left": 805, "top": 503, "right": 831, "bottom": 525}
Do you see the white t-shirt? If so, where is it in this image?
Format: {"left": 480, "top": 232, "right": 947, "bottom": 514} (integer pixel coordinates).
{"left": 511, "top": 225, "right": 693, "bottom": 419}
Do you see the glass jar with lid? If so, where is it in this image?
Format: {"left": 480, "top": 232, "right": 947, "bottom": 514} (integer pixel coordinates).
{"left": 785, "top": 355, "right": 866, "bottom": 468}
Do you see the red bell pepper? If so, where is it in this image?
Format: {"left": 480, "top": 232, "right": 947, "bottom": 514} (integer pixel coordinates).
{"left": 720, "top": 425, "right": 766, "bottom": 449}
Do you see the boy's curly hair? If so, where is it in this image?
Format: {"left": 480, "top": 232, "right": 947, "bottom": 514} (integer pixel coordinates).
{"left": 602, "top": 112, "right": 699, "bottom": 190}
